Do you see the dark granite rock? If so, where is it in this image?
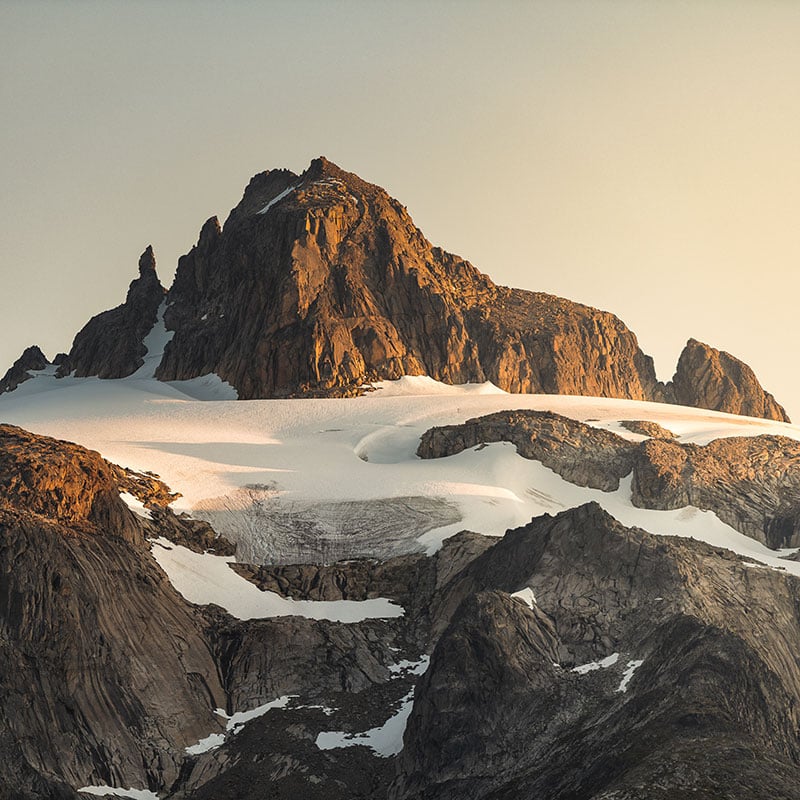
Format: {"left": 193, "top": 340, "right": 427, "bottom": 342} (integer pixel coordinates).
{"left": 0, "top": 425, "right": 228, "bottom": 796}
{"left": 0, "top": 345, "right": 49, "bottom": 394}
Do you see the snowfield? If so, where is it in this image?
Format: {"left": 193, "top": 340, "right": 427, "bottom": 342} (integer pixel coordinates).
{"left": 4, "top": 370, "right": 800, "bottom": 613}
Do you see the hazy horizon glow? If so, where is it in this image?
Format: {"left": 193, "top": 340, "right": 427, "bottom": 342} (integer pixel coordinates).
{"left": 2, "top": 1, "right": 799, "bottom": 414}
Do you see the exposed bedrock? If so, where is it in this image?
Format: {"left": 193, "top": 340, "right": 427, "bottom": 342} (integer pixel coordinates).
{"left": 418, "top": 409, "right": 800, "bottom": 548}
{"left": 392, "top": 502, "right": 800, "bottom": 800}
{"left": 6, "top": 158, "right": 787, "bottom": 421}
{"left": 0, "top": 425, "right": 226, "bottom": 794}
{"left": 0, "top": 345, "right": 49, "bottom": 395}
{"left": 56, "top": 246, "right": 166, "bottom": 379}
{"left": 667, "top": 338, "right": 789, "bottom": 422}
{"left": 155, "top": 157, "right": 664, "bottom": 403}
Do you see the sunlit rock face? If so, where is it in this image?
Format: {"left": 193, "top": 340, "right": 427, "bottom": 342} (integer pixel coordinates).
{"left": 7, "top": 158, "right": 787, "bottom": 422}
{"left": 666, "top": 337, "right": 789, "bottom": 422}
{"left": 157, "top": 157, "right": 664, "bottom": 402}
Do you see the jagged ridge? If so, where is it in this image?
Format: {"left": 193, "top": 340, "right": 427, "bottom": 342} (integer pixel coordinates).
{"left": 1, "top": 158, "right": 789, "bottom": 422}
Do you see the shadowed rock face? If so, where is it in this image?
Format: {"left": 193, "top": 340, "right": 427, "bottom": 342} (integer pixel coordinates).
{"left": 668, "top": 338, "right": 789, "bottom": 422}
{"left": 392, "top": 503, "right": 800, "bottom": 800}
{"left": 57, "top": 246, "right": 166, "bottom": 379}
{"left": 156, "top": 157, "right": 663, "bottom": 401}
{"left": 0, "top": 345, "right": 48, "bottom": 395}
{"left": 7, "top": 421, "right": 800, "bottom": 798}
{"left": 0, "top": 425, "right": 226, "bottom": 795}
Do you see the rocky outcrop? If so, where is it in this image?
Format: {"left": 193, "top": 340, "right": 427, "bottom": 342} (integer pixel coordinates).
{"left": 631, "top": 434, "right": 800, "bottom": 548}
{"left": 0, "top": 345, "right": 49, "bottom": 394}
{"left": 417, "top": 409, "right": 638, "bottom": 491}
{"left": 393, "top": 502, "right": 800, "bottom": 800}
{"left": 0, "top": 425, "right": 226, "bottom": 795}
{"left": 418, "top": 409, "right": 800, "bottom": 548}
{"left": 668, "top": 338, "right": 789, "bottom": 422}
{"left": 155, "top": 157, "right": 663, "bottom": 401}
{"left": 57, "top": 247, "right": 166, "bottom": 379}
{"left": 619, "top": 418, "right": 676, "bottom": 438}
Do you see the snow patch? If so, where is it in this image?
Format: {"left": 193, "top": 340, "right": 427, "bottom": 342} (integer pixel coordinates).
{"left": 150, "top": 538, "right": 404, "bottom": 622}
{"left": 367, "top": 375, "right": 507, "bottom": 397}
{"left": 316, "top": 657, "right": 429, "bottom": 758}
{"left": 388, "top": 655, "right": 430, "bottom": 675}
{"left": 77, "top": 787, "right": 159, "bottom": 800}
{"left": 119, "top": 492, "right": 153, "bottom": 519}
{"left": 510, "top": 587, "right": 537, "bottom": 609}
{"left": 618, "top": 659, "right": 644, "bottom": 692}
{"left": 129, "top": 301, "right": 174, "bottom": 380}
{"left": 185, "top": 695, "right": 295, "bottom": 755}
{"left": 257, "top": 185, "right": 297, "bottom": 214}
{"left": 572, "top": 653, "right": 620, "bottom": 675}
{"left": 167, "top": 373, "right": 238, "bottom": 401}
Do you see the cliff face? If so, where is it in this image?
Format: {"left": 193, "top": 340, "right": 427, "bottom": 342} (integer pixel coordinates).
{"left": 0, "top": 425, "right": 225, "bottom": 795}
{"left": 5, "top": 417, "right": 800, "bottom": 798}
{"left": 155, "top": 157, "right": 662, "bottom": 400}
{"left": 393, "top": 503, "right": 800, "bottom": 800}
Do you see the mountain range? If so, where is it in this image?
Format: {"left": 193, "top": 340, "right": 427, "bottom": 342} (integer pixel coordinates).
{"left": 1, "top": 159, "right": 799, "bottom": 799}
{"left": 1, "top": 157, "right": 788, "bottom": 422}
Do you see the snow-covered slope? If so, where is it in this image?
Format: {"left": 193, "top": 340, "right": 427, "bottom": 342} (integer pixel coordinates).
{"left": 3, "top": 371, "right": 800, "bottom": 588}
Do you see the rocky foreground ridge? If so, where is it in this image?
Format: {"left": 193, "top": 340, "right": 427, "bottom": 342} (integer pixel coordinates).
{"left": 1, "top": 157, "right": 789, "bottom": 421}
{"left": 5, "top": 413, "right": 800, "bottom": 797}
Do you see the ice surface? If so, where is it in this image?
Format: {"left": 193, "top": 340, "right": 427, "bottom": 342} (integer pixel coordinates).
{"left": 3, "top": 375, "right": 800, "bottom": 578}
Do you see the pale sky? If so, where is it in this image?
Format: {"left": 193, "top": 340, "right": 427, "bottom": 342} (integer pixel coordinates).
{"left": 2, "top": 1, "right": 799, "bottom": 415}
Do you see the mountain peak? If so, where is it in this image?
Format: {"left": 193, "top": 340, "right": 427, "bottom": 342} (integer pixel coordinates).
{"left": 6, "top": 158, "right": 787, "bottom": 421}
{"left": 138, "top": 245, "right": 157, "bottom": 277}
{"left": 668, "top": 338, "right": 788, "bottom": 422}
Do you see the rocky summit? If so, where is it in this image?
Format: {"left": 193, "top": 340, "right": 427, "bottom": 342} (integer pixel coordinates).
{"left": 0, "top": 157, "right": 788, "bottom": 421}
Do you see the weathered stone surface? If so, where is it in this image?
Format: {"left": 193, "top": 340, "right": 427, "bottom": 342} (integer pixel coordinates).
{"left": 619, "top": 419, "right": 676, "bottom": 438}
{"left": 392, "top": 503, "right": 800, "bottom": 800}
{"left": 631, "top": 434, "right": 800, "bottom": 548}
{"left": 155, "top": 158, "right": 663, "bottom": 402}
{"left": 57, "top": 246, "right": 166, "bottom": 379}
{"left": 417, "top": 410, "right": 638, "bottom": 491}
{"left": 0, "top": 424, "right": 143, "bottom": 542}
{"left": 4, "top": 160, "right": 786, "bottom": 420}
{"left": 0, "top": 427, "right": 227, "bottom": 796}
{"left": 7, "top": 419, "right": 800, "bottom": 798}
{"left": 668, "top": 338, "right": 789, "bottom": 422}
{"left": 0, "top": 345, "right": 49, "bottom": 395}
{"left": 419, "top": 409, "right": 800, "bottom": 549}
